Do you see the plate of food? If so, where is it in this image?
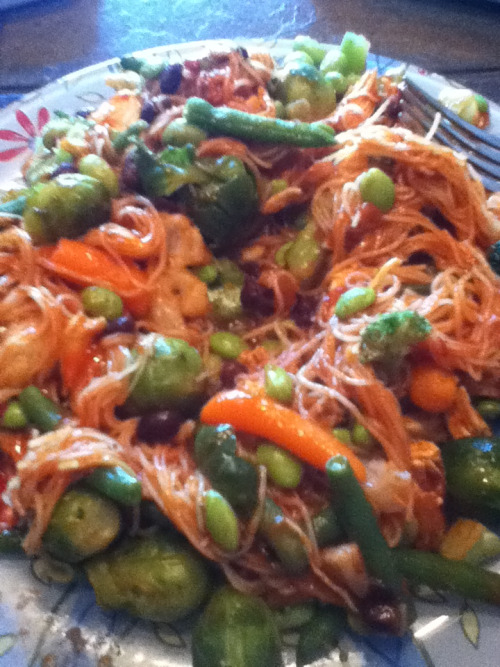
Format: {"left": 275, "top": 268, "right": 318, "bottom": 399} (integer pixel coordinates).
{"left": 0, "top": 33, "right": 499, "bottom": 667}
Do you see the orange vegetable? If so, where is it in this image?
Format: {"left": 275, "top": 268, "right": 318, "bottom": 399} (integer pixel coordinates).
{"left": 42, "top": 240, "right": 151, "bottom": 317}
{"left": 196, "top": 138, "right": 248, "bottom": 160}
{"left": 409, "top": 364, "right": 459, "bottom": 413}
{"left": 440, "top": 519, "right": 485, "bottom": 562}
{"left": 0, "top": 433, "right": 28, "bottom": 463}
{"left": 84, "top": 227, "right": 154, "bottom": 260}
{"left": 60, "top": 315, "right": 105, "bottom": 393}
{"left": 200, "top": 391, "right": 366, "bottom": 483}
{"left": 261, "top": 186, "right": 304, "bottom": 215}
{"left": 90, "top": 93, "right": 141, "bottom": 132}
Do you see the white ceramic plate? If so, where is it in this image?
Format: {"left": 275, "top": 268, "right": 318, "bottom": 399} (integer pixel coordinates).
{"left": 0, "top": 39, "right": 499, "bottom": 667}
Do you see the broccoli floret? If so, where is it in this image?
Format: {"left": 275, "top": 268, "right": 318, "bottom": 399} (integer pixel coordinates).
{"left": 359, "top": 310, "right": 432, "bottom": 365}
{"left": 487, "top": 241, "right": 500, "bottom": 276}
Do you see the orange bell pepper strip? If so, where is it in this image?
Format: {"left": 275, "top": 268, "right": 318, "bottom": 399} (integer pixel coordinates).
{"left": 84, "top": 227, "right": 155, "bottom": 260}
{"left": 41, "top": 239, "right": 151, "bottom": 317}
{"left": 200, "top": 391, "right": 366, "bottom": 483}
{"left": 60, "top": 314, "right": 106, "bottom": 393}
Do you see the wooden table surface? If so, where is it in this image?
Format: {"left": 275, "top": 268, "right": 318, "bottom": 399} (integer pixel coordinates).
{"left": 0, "top": 0, "right": 499, "bottom": 104}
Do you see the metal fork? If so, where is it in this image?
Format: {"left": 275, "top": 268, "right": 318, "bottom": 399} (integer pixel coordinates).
{"left": 400, "top": 74, "right": 500, "bottom": 192}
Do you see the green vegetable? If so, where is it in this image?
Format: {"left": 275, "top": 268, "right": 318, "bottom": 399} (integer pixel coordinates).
{"left": 296, "top": 606, "right": 346, "bottom": 667}
{"left": 269, "top": 178, "right": 288, "bottom": 195}
{"left": 43, "top": 489, "right": 121, "bottom": 563}
{"left": 475, "top": 94, "right": 489, "bottom": 114}
{"left": 18, "top": 385, "right": 62, "bottom": 432}
{"left": 112, "top": 120, "right": 149, "bottom": 151}
{"left": 81, "top": 286, "right": 124, "bottom": 320}
{"left": 259, "top": 498, "right": 309, "bottom": 574}
{"left": 438, "top": 87, "right": 480, "bottom": 124}
{"left": 358, "top": 168, "right": 395, "bottom": 213}
{"left": 86, "top": 532, "right": 210, "bottom": 621}
{"left": 205, "top": 451, "right": 258, "bottom": 516}
{"left": 359, "top": 310, "right": 432, "bottom": 365}
{"left": 476, "top": 399, "right": 500, "bottom": 420}
{"left": 320, "top": 51, "right": 349, "bottom": 76}
{"left": 78, "top": 154, "right": 119, "bottom": 197}
{"left": 209, "top": 284, "right": 243, "bottom": 320}
{"left": 194, "top": 424, "right": 238, "bottom": 466}
{"left": 41, "top": 116, "right": 91, "bottom": 150}
{"left": 351, "top": 423, "right": 376, "bottom": 449}
{"left": 0, "top": 194, "right": 26, "bottom": 216}
{"left": 441, "top": 437, "right": 500, "bottom": 513}
{"left": 393, "top": 548, "right": 500, "bottom": 604}
{"left": 256, "top": 443, "right": 302, "bottom": 488}
{"left": 204, "top": 489, "right": 239, "bottom": 551}
{"left": 184, "top": 155, "right": 259, "bottom": 251}
{"left": 487, "top": 240, "right": 500, "bottom": 275}
{"left": 196, "top": 264, "right": 219, "bottom": 285}
{"left": 275, "top": 241, "right": 293, "bottom": 267}
{"left": 134, "top": 141, "right": 204, "bottom": 197}
{"left": 120, "top": 54, "right": 166, "bottom": 79}
{"left": 162, "top": 118, "right": 208, "bottom": 147}
{"left": 324, "top": 71, "right": 348, "bottom": 95}
{"left": 25, "top": 148, "right": 74, "bottom": 186}
{"left": 2, "top": 401, "right": 28, "bottom": 430}
{"left": 285, "top": 229, "right": 320, "bottom": 280}
{"left": 283, "top": 50, "right": 315, "bottom": 68}
{"left": 192, "top": 587, "right": 283, "bottom": 667}
{"left": 86, "top": 465, "right": 142, "bottom": 506}
{"left": 264, "top": 364, "right": 294, "bottom": 404}
{"left": 23, "top": 173, "right": 111, "bottom": 244}
{"left": 292, "top": 35, "right": 327, "bottom": 66}
{"left": 215, "top": 258, "right": 245, "bottom": 286}
{"left": 334, "top": 286, "right": 376, "bottom": 319}
{"left": 340, "top": 32, "right": 370, "bottom": 74}
{"left": 284, "top": 65, "right": 337, "bottom": 119}
{"left": 311, "top": 505, "right": 344, "bottom": 547}
{"left": 0, "top": 530, "right": 23, "bottom": 554}
{"left": 183, "top": 97, "right": 336, "bottom": 148}
{"left": 209, "top": 331, "right": 248, "bottom": 360}
{"left": 332, "top": 427, "right": 352, "bottom": 445}
{"left": 128, "top": 336, "right": 204, "bottom": 413}
{"left": 273, "top": 602, "right": 315, "bottom": 631}
{"left": 326, "top": 455, "right": 402, "bottom": 591}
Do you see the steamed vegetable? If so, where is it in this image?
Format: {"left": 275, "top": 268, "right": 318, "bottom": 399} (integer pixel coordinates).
{"left": 85, "top": 465, "right": 142, "bottom": 507}
{"left": 86, "top": 532, "right": 210, "bottom": 621}
{"left": 359, "top": 310, "right": 432, "bottom": 365}
{"left": 43, "top": 489, "right": 121, "bottom": 563}
{"left": 23, "top": 173, "right": 111, "bottom": 244}
{"left": 192, "top": 587, "right": 283, "bottom": 667}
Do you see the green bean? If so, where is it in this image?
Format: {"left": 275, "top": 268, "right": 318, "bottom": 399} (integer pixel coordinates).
{"left": 86, "top": 465, "right": 142, "bottom": 506}
{"left": 256, "top": 443, "right": 302, "bottom": 488}
{"left": 18, "top": 385, "right": 62, "bottom": 433}
{"left": 296, "top": 606, "right": 346, "bottom": 667}
{"left": 111, "top": 120, "right": 149, "bottom": 151}
{"left": 2, "top": 401, "right": 28, "bottom": 430}
{"left": 358, "top": 168, "right": 395, "bottom": 213}
{"left": 393, "top": 548, "right": 500, "bottom": 604}
{"left": 0, "top": 529, "right": 23, "bottom": 554}
{"left": 208, "top": 284, "right": 243, "bottom": 320}
{"left": 194, "top": 424, "right": 237, "bottom": 466}
{"left": 0, "top": 194, "right": 26, "bottom": 216}
{"left": 334, "top": 286, "right": 376, "bottom": 320}
{"left": 162, "top": 118, "right": 207, "bottom": 147}
{"left": 351, "top": 423, "right": 376, "bottom": 449}
{"left": 79, "top": 154, "right": 119, "bottom": 197}
{"left": 476, "top": 399, "right": 500, "bottom": 420}
{"left": 326, "top": 455, "right": 402, "bottom": 591}
{"left": 184, "top": 97, "right": 335, "bottom": 148}
{"left": 311, "top": 505, "right": 344, "bottom": 547}
{"left": 81, "top": 286, "right": 123, "bottom": 320}
{"left": 209, "top": 332, "right": 248, "bottom": 359}
{"left": 204, "top": 489, "right": 239, "bottom": 552}
{"left": 264, "top": 364, "right": 294, "bottom": 404}
{"left": 260, "top": 498, "right": 309, "bottom": 574}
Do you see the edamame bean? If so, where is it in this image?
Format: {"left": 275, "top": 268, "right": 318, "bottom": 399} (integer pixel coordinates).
{"left": 81, "top": 286, "right": 124, "bottom": 320}
{"left": 269, "top": 178, "right": 288, "bottom": 195}
{"left": 206, "top": 451, "right": 259, "bottom": 516}
{"left": 196, "top": 265, "right": 219, "bottom": 285}
{"left": 334, "top": 286, "right": 376, "bottom": 319}
{"left": 285, "top": 230, "right": 320, "bottom": 280}
{"left": 209, "top": 332, "right": 248, "bottom": 360}
{"left": 257, "top": 443, "right": 303, "bottom": 488}
{"left": 476, "top": 399, "right": 500, "bottom": 420}
{"left": 358, "top": 167, "right": 395, "bottom": 212}
{"left": 332, "top": 427, "right": 352, "bottom": 445}
{"left": 260, "top": 498, "right": 309, "bottom": 574}
{"left": 264, "top": 364, "right": 294, "bottom": 403}
{"left": 79, "top": 154, "right": 119, "bottom": 197}
{"left": 162, "top": 118, "right": 207, "bottom": 147}
{"left": 18, "top": 386, "right": 62, "bottom": 433}
{"left": 351, "top": 423, "right": 376, "bottom": 449}
{"left": 204, "top": 490, "right": 239, "bottom": 551}
{"left": 2, "top": 401, "right": 28, "bottom": 430}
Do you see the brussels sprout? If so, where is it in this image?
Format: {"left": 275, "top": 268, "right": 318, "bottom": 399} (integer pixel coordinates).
{"left": 43, "top": 489, "right": 121, "bottom": 563}
{"left": 192, "top": 586, "right": 283, "bottom": 667}
{"left": 86, "top": 533, "right": 210, "bottom": 622}
{"left": 78, "top": 154, "right": 119, "bottom": 197}
{"left": 23, "top": 173, "right": 111, "bottom": 244}
{"left": 127, "top": 337, "right": 204, "bottom": 413}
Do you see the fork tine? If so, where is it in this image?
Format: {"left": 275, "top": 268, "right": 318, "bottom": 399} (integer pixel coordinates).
{"left": 401, "top": 85, "right": 500, "bottom": 166}
{"left": 401, "top": 88, "right": 500, "bottom": 180}
{"left": 404, "top": 74, "right": 500, "bottom": 151}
